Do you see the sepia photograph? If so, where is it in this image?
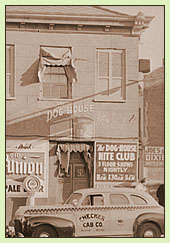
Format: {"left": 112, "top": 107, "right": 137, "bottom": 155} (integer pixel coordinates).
{"left": 5, "top": 4, "right": 164, "bottom": 238}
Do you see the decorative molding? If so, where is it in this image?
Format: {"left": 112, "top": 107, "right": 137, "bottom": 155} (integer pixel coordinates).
{"left": 132, "top": 12, "right": 145, "bottom": 36}
{"left": 20, "top": 22, "right": 26, "bottom": 28}
{"left": 104, "top": 25, "right": 110, "bottom": 32}
{"left": 49, "top": 23, "right": 54, "bottom": 30}
{"left": 77, "top": 24, "right": 83, "bottom": 31}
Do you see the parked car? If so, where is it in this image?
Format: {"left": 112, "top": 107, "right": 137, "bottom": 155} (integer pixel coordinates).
{"left": 115, "top": 180, "right": 162, "bottom": 201}
{"left": 11, "top": 187, "right": 164, "bottom": 238}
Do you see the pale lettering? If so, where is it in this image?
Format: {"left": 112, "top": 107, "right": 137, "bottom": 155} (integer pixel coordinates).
{"left": 6, "top": 155, "right": 14, "bottom": 174}
{"left": 6, "top": 159, "right": 43, "bottom": 176}
{"left": 53, "top": 109, "right": 59, "bottom": 118}
{"left": 15, "top": 161, "right": 22, "bottom": 174}
{"left": 78, "top": 105, "right": 84, "bottom": 112}
{"left": 66, "top": 106, "right": 72, "bottom": 114}
{"left": 58, "top": 109, "right": 63, "bottom": 116}
{"left": 84, "top": 104, "right": 89, "bottom": 112}
{"left": 27, "top": 162, "right": 35, "bottom": 174}
{"left": 90, "top": 105, "right": 95, "bottom": 112}
{"left": 116, "top": 152, "right": 136, "bottom": 161}
{"left": 35, "top": 162, "right": 43, "bottom": 175}
{"left": 47, "top": 110, "right": 53, "bottom": 122}
{"left": 98, "top": 152, "right": 114, "bottom": 161}
{"left": 47, "top": 103, "right": 95, "bottom": 122}
{"left": 23, "top": 162, "right": 27, "bottom": 175}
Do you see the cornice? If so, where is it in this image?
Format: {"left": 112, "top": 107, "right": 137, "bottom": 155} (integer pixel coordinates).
{"left": 6, "top": 11, "right": 154, "bottom": 37}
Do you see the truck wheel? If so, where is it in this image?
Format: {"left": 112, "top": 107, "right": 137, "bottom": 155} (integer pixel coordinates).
{"left": 32, "top": 225, "right": 58, "bottom": 238}
{"left": 137, "top": 223, "right": 161, "bottom": 237}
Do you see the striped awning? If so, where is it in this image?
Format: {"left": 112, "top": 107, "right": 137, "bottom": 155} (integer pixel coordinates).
{"left": 56, "top": 143, "right": 92, "bottom": 174}
{"left": 38, "top": 46, "right": 77, "bottom": 83}
{"left": 58, "top": 143, "right": 90, "bottom": 153}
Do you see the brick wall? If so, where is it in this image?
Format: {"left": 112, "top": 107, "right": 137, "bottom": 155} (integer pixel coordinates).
{"left": 144, "top": 67, "right": 164, "bottom": 146}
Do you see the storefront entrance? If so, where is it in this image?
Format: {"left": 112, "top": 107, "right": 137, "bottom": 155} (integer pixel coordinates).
{"left": 63, "top": 152, "right": 90, "bottom": 202}
{"left": 48, "top": 142, "right": 93, "bottom": 204}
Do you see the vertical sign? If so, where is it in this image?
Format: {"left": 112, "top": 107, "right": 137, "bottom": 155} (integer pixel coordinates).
{"left": 95, "top": 142, "right": 137, "bottom": 182}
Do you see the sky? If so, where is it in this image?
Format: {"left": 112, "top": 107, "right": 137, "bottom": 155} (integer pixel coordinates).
{"left": 103, "top": 6, "right": 164, "bottom": 71}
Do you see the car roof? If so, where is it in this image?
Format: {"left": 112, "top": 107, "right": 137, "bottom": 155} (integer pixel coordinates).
{"left": 73, "top": 187, "right": 147, "bottom": 195}
{"left": 73, "top": 187, "right": 158, "bottom": 204}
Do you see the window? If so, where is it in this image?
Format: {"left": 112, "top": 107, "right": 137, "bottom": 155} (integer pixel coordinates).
{"left": 109, "top": 194, "right": 129, "bottom": 205}
{"left": 6, "top": 45, "right": 15, "bottom": 99}
{"left": 43, "top": 66, "right": 69, "bottom": 99}
{"left": 130, "top": 195, "right": 147, "bottom": 205}
{"left": 82, "top": 194, "right": 104, "bottom": 206}
{"left": 96, "top": 49, "right": 126, "bottom": 101}
{"left": 38, "top": 46, "right": 77, "bottom": 99}
{"left": 82, "top": 195, "right": 91, "bottom": 206}
{"left": 65, "top": 193, "right": 82, "bottom": 204}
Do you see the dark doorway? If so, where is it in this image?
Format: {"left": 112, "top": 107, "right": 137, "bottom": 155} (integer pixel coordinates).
{"left": 62, "top": 152, "right": 90, "bottom": 202}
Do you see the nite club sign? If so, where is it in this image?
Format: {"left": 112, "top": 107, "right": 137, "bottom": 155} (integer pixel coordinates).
{"left": 95, "top": 142, "right": 137, "bottom": 182}
{"left": 6, "top": 151, "right": 46, "bottom": 197}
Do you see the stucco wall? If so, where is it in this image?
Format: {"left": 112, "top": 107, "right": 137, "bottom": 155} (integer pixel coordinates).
{"left": 6, "top": 30, "right": 139, "bottom": 139}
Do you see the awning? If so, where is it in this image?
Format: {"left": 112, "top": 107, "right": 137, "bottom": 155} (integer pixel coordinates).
{"left": 56, "top": 143, "right": 92, "bottom": 174}
{"left": 38, "top": 46, "right": 77, "bottom": 83}
{"left": 58, "top": 143, "right": 90, "bottom": 153}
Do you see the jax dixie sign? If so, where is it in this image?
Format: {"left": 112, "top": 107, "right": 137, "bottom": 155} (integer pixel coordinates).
{"left": 144, "top": 146, "right": 164, "bottom": 167}
{"left": 6, "top": 152, "right": 47, "bottom": 197}
{"left": 47, "top": 102, "right": 95, "bottom": 122}
{"left": 95, "top": 142, "right": 137, "bottom": 182}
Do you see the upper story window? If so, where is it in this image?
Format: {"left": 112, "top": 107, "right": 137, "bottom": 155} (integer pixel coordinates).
{"left": 6, "top": 45, "right": 15, "bottom": 99}
{"left": 38, "top": 46, "right": 77, "bottom": 100}
{"left": 96, "top": 49, "right": 126, "bottom": 102}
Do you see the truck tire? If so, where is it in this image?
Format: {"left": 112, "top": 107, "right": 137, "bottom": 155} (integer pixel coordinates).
{"left": 137, "top": 223, "right": 161, "bottom": 237}
{"left": 32, "top": 225, "right": 58, "bottom": 238}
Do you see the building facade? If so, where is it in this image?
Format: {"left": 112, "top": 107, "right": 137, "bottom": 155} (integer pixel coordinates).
{"left": 139, "top": 65, "right": 164, "bottom": 184}
{"left": 6, "top": 6, "right": 153, "bottom": 225}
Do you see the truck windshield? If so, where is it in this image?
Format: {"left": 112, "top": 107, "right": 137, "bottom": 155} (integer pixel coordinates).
{"left": 65, "top": 193, "right": 82, "bottom": 205}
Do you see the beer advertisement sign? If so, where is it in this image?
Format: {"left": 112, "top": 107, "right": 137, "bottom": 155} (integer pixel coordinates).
{"left": 95, "top": 142, "right": 137, "bottom": 182}
{"left": 6, "top": 141, "right": 48, "bottom": 197}
{"left": 144, "top": 146, "right": 164, "bottom": 167}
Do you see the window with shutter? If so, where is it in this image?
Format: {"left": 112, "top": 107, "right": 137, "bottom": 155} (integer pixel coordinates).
{"left": 96, "top": 49, "right": 126, "bottom": 102}
{"left": 43, "top": 66, "right": 69, "bottom": 99}
{"left": 6, "top": 45, "right": 15, "bottom": 99}
{"left": 38, "top": 46, "right": 77, "bottom": 100}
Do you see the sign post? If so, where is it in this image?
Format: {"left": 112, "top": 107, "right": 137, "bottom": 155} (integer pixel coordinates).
{"left": 23, "top": 176, "right": 41, "bottom": 206}
{"left": 27, "top": 193, "right": 35, "bottom": 207}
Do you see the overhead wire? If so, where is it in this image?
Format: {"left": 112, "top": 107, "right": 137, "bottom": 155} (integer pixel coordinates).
{"left": 6, "top": 46, "right": 164, "bottom": 142}
{"left": 6, "top": 61, "right": 163, "bottom": 118}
